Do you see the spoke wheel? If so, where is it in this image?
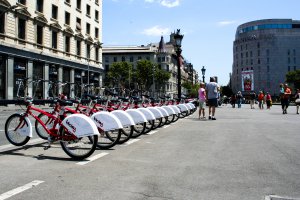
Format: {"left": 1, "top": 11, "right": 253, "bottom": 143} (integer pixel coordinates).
{"left": 5, "top": 114, "right": 30, "bottom": 146}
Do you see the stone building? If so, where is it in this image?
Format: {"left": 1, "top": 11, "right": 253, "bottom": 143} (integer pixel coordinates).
{"left": 103, "top": 33, "right": 198, "bottom": 98}
{"left": 0, "top": 0, "right": 103, "bottom": 99}
{"left": 232, "top": 19, "right": 300, "bottom": 95}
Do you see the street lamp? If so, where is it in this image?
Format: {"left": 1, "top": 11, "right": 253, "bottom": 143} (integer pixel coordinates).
{"left": 173, "top": 29, "right": 184, "bottom": 100}
{"left": 201, "top": 66, "right": 206, "bottom": 83}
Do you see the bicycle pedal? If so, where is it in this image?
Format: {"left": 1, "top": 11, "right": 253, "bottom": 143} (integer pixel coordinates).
{"left": 44, "top": 145, "right": 51, "bottom": 150}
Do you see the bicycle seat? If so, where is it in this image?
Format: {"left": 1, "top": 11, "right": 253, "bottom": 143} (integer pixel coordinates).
{"left": 56, "top": 99, "right": 73, "bottom": 106}
{"left": 118, "top": 97, "right": 129, "bottom": 102}
{"left": 142, "top": 94, "right": 150, "bottom": 98}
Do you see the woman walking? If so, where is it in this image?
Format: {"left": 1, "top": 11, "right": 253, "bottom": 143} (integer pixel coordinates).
{"left": 294, "top": 89, "right": 300, "bottom": 114}
{"left": 266, "top": 92, "right": 272, "bottom": 109}
{"left": 258, "top": 91, "right": 264, "bottom": 109}
{"left": 198, "top": 82, "right": 206, "bottom": 119}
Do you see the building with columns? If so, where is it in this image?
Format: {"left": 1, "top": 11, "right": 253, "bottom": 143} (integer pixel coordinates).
{"left": 103, "top": 33, "right": 198, "bottom": 98}
{"left": 0, "top": 0, "right": 103, "bottom": 99}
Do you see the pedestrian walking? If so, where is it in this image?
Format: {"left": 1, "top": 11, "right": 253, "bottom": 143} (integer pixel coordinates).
{"left": 294, "top": 89, "right": 300, "bottom": 114}
{"left": 198, "top": 82, "right": 206, "bottom": 119}
{"left": 231, "top": 94, "right": 236, "bottom": 108}
{"left": 282, "top": 83, "right": 291, "bottom": 114}
{"left": 266, "top": 92, "right": 272, "bottom": 109}
{"left": 205, "top": 77, "right": 220, "bottom": 120}
{"left": 258, "top": 91, "right": 264, "bottom": 109}
{"left": 279, "top": 83, "right": 285, "bottom": 113}
{"left": 236, "top": 91, "right": 243, "bottom": 108}
{"left": 250, "top": 91, "right": 256, "bottom": 109}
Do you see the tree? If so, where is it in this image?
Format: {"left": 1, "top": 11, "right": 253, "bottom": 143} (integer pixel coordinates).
{"left": 135, "top": 60, "right": 154, "bottom": 90}
{"left": 155, "top": 66, "right": 171, "bottom": 93}
{"left": 286, "top": 70, "right": 300, "bottom": 90}
{"left": 220, "top": 85, "right": 233, "bottom": 97}
{"left": 182, "top": 81, "right": 200, "bottom": 98}
{"left": 107, "top": 61, "right": 132, "bottom": 88}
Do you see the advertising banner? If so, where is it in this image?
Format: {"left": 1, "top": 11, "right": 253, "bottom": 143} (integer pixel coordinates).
{"left": 241, "top": 70, "right": 254, "bottom": 91}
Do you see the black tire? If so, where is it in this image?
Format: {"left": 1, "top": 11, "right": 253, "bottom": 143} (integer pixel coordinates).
{"left": 158, "top": 117, "right": 167, "bottom": 127}
{"left": 118, "top": 125, "right": 134, "bottom": 144}
{"left": 172, "top": 114, "right": 179, "bottom": 122}
{"left": 144, "top": 120, "right": 154, "bottom": 134}
{"left": 178, "top": 111, "right": 188, "bottom": 118}
{"left": 5, "top": 113, "right": 30, "bottom": 146}
{"left": 35, "top": 113, "right": 54, "bottom": 140}
{"left": 166, "top": 114, "right": 175, "bottom": 124}
{"left": 60, "top": 127, "right": 98, "bottom": 160}
{"left": 152, "top": 118, "right": 162, "bottom": 130}
{"left": 96, "top": 129, "right": 121, "bottom": 149}
{"left": 132, "top": 122, "right": 146, "bottom": 138}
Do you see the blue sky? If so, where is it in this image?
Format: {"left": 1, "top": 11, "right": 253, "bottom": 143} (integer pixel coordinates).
{"left": 103, "top": 0, "right": 300, "bottom": 86}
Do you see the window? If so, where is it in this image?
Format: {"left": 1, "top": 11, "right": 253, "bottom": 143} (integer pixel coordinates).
{"left": 267, "top": 58, "right": 269, "bottom": 64}
{"left": 287, "top": 49, "right": 290, "bottom": 56}
{"left": 257, "top": 50, "right": 260, "bottom": 56}
{"left": 95, "top": 10, "right": 99, "bottom": 21}
{"left": 257, "top": 42, "right": 260, "bottom": 48}
{"left": 113, "top": 57, "right": 117, "bottom": 62}
{"left": 288, "top": 66, "right": 290, "bottom": 71}
{"left": 130, "top": 56, "right": 133, "bottom": 62}
{"left": 293, "top": 49, "right": 296, "bottom": 56}
{"left": 294, "top": 66, "right": 297, "bottom": 71}
{"left": 95, "top": 28, "right": 99, "bottom": 38}
{"left": 18, "top": 18, "right": 26, "bottom": 40}
{"left": 77, "top": 0, "right": 81, "bottom": 10}
{"left": 105, "top": 57, "right": 109, "bottom": 62}
{"left": 52, "top": 31, "right": 57, "bottom": 49}
{"left": 121, "top": 56, "right": 125, "bottom": 62}
{"left": 76, "top": 40, "right": 81, "bottom": 56}
{"left": 52, "top": 5, "right": 58, "bottom": 19}
{"left": 86, "top": 44, "right": 90, "bottom": 58}
{"left": 86, "top": 5, "right": 90, "bottom": 16}
{"left": 65, "top": 12, "right": 70, "bottom": 25}
{"left": 65, "top": 36, "right": 70, "bottom": 53}
{"left": 250, "top": 51, "right": 253, "bottom": 57}
{"left": 294, "top": 57, "right": 296, "bottom": 64}
{"left": 0, "top": 13, "right": 4, "bottom": 33}
{"left": 76, "top": 18, "right": 81, "bottom": 31}
{"left": 36, "top": 0, "right": 44, "bottom": 13}
{"left": 266, "top": 49, "right": 269, "bottom": 56}
{"left": 258, "top": 58, "right": 260, "bottom": 64}
{"left": 95, "top": 47, "right": 99, "bottom": 61}
{"left": 86, "top": 23, "right": 90, "bottom": 34}
{"left": 267, "top": 66, "right": 270, "bottom": 72}
{"left": 36, "top": 25, "right": 43, "bottom": 45}
{"left": 288, "top": 57, "right": 291, "bottom": 64}
{"left": 18, "top": 0, "right": 26, "bottom": 5}
{"left": 138, "top": 56, "right": 142, "bottom": 60}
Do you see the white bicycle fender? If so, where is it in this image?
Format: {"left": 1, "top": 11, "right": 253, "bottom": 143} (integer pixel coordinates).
{"left": 147, "top": 107, "right": 164, "bottom": 119}
{"left": 156, "top": 107, "right": 169, "bottom": 117}
{"left": 177, "top": 104, "right": 188, "bottom": 112}
{"left": 137, "top": 108, "right": 156, "bottom": 121}
{"left": 185, "top": 103, "right": 192, "bottom": 110}
{"left": 17, "top": 116, "right": 32, "bottom": 137}
{"left": 91, "top": 111, "right": 123, "bottom": 132}
{"left": 188, "top": 103, "right": 196, "bottom": 109}
{"left": 169, "top": 105, "right": 180, "bottom": 114}
{"left": 125, "top": 109, "right": 147, "bottom": 124}
{"left": 111, "top": 110, "right": 135, "bottom": 127}
{"left": 162, "top": 106, "right": 175, "bottom": 115}
{"left": 62, "top": 114, "right": 99, "bottom": 137}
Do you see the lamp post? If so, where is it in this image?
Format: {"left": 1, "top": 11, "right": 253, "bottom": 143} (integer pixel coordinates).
{"left": 201, "top": 66, "right": 206, "bottom": 83}
{"left": 173, "top": 29, "right": 184, "bottom": 100}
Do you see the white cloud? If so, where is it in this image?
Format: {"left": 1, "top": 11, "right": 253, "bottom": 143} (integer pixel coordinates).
{"left": 142, "top": 26, "right": 170, "bottom": 36}
{"left": 144, "top": 0, "right": 181, "bottom": 8}
{"left": 217, "top": 20, "right": 237, "bottom": 26}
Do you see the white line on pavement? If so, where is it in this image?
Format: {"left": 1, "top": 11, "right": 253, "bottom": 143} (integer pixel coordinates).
{"left": 147, "top": 130, "right": 158, "bottom": 135}
{"left": 163, "top": 125, "right": 170, "bottom": 129}
{"left": 121, "top": 139, "right": 140, "bottom": 146}
{"left": 265, "top": 195, "right": 300, "bottom": 200}
{"left": 76, "top": 152, "right": 109, "bottom": 165}
{"left": 0, "top": 180, "right": 44, "bottom": 200}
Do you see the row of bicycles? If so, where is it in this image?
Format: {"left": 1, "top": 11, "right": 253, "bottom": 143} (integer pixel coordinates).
{"left": 4, "top": 79, "right": 197, "bottom": 160}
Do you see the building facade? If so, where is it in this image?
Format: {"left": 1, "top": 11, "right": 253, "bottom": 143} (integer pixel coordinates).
{"left": 102, "top": 34, "right": 198, "bottom": 98}
{"left": 0, "top": 0, "right": 103, "bottom": 99}
{"left": 232, "top": 19, "right": 300, "bottom": 95}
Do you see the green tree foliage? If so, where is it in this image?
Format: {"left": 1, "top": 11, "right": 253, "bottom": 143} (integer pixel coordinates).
{"left": 182, "top": 81, "right": 200, "bottom": 98}
{"left": 135, "top": 60, "right": 154, "bottom": 90}
{"left": 220, "top": 85, "right": 233, "bottom": 97}
{"left": 286, "top": 70, "right": 300, "bottom": 90}
{"left": 107, "top": 61, "right": 132, "bottom": 88}
{"left": 155, "top": 66, "right": 171, "bottom": 91}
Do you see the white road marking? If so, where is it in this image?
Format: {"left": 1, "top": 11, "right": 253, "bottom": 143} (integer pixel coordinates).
{"left": 76, "top": 152, "right": 109, "bottom": 165}
{"left": 0, "top": 180, "right": 44, "bottom": 200}
{"left": 121, "top": 139, "right": 140, "bottom": 146}
{"left": 147, "top": 130, "right": 158, "bottom": 135}
{"left": 0, "top": 138, "right": 44, "bottom": 152}
{"left": 265, "top": 195, "right": 300, "bottom": 200}
{"left": 163, "top": 125, "right": 170, "bottom": 129}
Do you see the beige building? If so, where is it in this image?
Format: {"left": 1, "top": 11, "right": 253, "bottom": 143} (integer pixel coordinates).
{"left": 103, "top": 34, "right": 198, "bottom": 98}
{"left": 0, "top": 0, "right": 103, "bottom": 99}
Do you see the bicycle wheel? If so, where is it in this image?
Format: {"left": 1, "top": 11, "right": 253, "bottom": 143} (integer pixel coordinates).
{"left": 60, "top": 128, "right": 98, "bottom": 160}
{"left": 35, "top": 113, "right": 54, "bottom": 140}
{"left": 118, "top": 125, "right": 134, "bottom": 144}
{"left": 144, "top": 120, "right": 154, "bottom": 134}
{"left": 5, "top": 114, "right": 30, "bottom": 146}
{"left": 96, "top": 129, "right": 121, "bottom": 149}
{"left": 152, "top": 118, "right": 162, "bottom": 130}
{"left": 172, "top": 113, "right": 179, "bottom": 122}
{"left": 165, "top": 115, "right": 174, "bottom": 125}
{"left": 158, "top": 117, "right": 167, "bottom": 128}
{"left": 132, "top": 122, "right": 146, "bottom": 138}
